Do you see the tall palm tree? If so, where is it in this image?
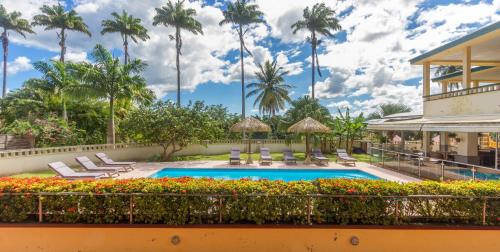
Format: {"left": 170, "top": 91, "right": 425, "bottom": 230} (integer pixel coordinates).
{"left": 101, "top": 10, "right": 150, "bottom": 65}
{"left": 219, "top": 0, "right": 264, "bottom": 118}
{"left": 77, "top": 44, "right": 154, "bottom": 144}
{"left": 153, "top": 0, "right": 203, "bottom": 107}
{"left": 435, "top": 65, "right": 462, "bottom": 91}
{"left": 366, "top": 103, "right": 412, "bottom": 120}
{"left": 0, "top": 5, "right": 35, "bottom": 98}
{"left": 246, "top": 60, "right": 293, "bottom": 117}
{"left": 32, "top": 4, "right": 91, "bottom": 63}
{"left": 291, "top": 3, "right": 341, "bottom": 99}
{"left": 32, "top": 60, "right": 79, "bottom": 121}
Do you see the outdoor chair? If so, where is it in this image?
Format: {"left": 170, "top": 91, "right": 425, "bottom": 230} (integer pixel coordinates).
{"left": 259, "top": 147, "right": 273, "bottom": 165}
{"left": 282, "top": 148, "right": 297, "bottom": 164}
{"left": 312, "top": 148, "right": 329, "bottom": 165}
{"left": 75, "top": 156, "right": 125, "bottom": 175}
{"left": 95, "top": 153, "right": 135, "bottom": 171}
{"left": 229, "top": 147, "right": 241, "bottom": 165}
{"left": 48, "top": 161, "right": 112, "bottom": 180}
{"left": 336, "top": 149, "right": 357, "bottom": 166}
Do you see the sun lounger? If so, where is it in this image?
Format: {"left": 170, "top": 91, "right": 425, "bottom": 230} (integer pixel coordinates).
{"left": 283, "top": 148, "right": 297, "bottom": 164}
{"left": 259, "top": 147, "right": 273, "bottom": 165}
{"left": 95, "top": 153, "right": 135, "bottom": 170}
{"left": 312, "top": 148, "right": 329, "bottom": 165}
{"left": 229, "top": 148, "right": 241, "bottom": 165}
{"left": 336, "top": 149, "right": 357, "bottom": 166}
{"left": 48, "top": 161, "right": 111, "bottom": 179}
{"left": 75, "top": 156, "right": 124, "bottom": 175}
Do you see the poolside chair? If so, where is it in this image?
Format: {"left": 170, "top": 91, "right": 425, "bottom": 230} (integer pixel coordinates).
{"left": 336, "top": 149, "right": 357, "bottom": 166}
{"left": 229, "top": 148, "right": 241, "bottom": 165}
{"left": 312, "top": 148, "right": 329, "bottom": 165}
{"left": 95, "top": 153, "right": 135, "bottom": 171}
{"left": 282, "top": 148, "right": 297, "bottom": 164}
{"left": 48, "top": 161, "right": 111, "bottom": 180}
{"left": 75, "top": 156, "right": 124, "bottom": 175}
{"left": 259, "top": 147, "right": 273, "bottom": 165}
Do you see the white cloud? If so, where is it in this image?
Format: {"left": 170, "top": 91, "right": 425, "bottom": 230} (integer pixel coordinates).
{"left": 7, "top": 57, "right": 33, "bottom": 75}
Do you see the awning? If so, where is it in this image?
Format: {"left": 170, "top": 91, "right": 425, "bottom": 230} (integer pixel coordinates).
{"left": 367, "top": 114, "right": 500, "bottom": 132}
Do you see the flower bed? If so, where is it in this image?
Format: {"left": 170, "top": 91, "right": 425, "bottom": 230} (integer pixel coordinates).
{"left": 0, "top": 177, "right": 498, "bottom": 225}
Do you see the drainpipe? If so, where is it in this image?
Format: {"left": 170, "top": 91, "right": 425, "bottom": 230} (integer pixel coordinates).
{"left": 496, "top": 132, "right": 498, "bottom": 170}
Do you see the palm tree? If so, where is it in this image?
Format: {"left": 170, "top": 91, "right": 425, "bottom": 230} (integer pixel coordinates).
{"left": 32, "top": 60, "right": 80, "bottom": 121}
{"left": 366, "top": 103, "right": 412, "bottom": 120}
{"left": 32, "top": 4, "right": 91, "bottom": 62}
{"left": 101, "top": 10, "right": 150, "bottom": 65}
{"left": 0, "top": 5, "right": 35, "bottom": 98}
{"left": 246, "top": 60, "right": 293, "bottom": 117}
{"left": 219, "top": 0, "right": 264, "bottom": 118}
{"left": 77, "top": 44, "right": 154, "bottom": 144}
{"left": 153, "top": 0, "right": 203, "bottom": 107}
{"left": 291, "top": 3, "right": 341, "bottom": 99}
{"left": 435, "top": 65, "right": 462, "bottom": 91}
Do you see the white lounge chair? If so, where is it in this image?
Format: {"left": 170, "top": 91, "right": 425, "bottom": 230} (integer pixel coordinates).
{"left": 95, "top": 153, "right": 135, "bottom": 171}
{"left": 48, "top": 161, "right": 111, "bottom": 180}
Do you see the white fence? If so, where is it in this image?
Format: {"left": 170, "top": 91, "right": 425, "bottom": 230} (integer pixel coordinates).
{"left": 0, "top": 140, "right": 305, "bottom": 176}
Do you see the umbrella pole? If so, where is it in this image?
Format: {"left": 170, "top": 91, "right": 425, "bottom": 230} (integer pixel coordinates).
{"left": 247, "top": 133, "right": 253, "bottom": 164}
{"left": 305, "top": 133, "right": 311, "bottom": 164}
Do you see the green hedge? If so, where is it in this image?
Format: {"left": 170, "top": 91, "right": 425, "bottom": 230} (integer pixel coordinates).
{"left": 0, "top": 177, "right": 498, "bottom": 225}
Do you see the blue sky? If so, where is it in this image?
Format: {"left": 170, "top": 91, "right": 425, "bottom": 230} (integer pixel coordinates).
{"left": 3, "top": 0, "right": 500, "bottom": 116}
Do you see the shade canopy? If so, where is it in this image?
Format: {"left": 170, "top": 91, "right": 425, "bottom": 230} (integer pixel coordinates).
{"left": 287, "top": 117, "right": 331, "bottom": 134}
{"left": 230, "top": 117, "right": 271, "bottom": 133}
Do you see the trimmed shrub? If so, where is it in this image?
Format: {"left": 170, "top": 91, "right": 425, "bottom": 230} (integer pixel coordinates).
{"left": 0, "top": 177, "right": 498, "bottom": 225}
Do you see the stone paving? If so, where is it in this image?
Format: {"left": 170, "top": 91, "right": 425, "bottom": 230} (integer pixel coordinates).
{"left": 117, "top": 160, "right": 421, "bottom": 183}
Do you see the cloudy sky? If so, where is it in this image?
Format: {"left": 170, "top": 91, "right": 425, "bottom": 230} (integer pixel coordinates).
{"left": 3, "top": 0, "right": 500, "bottom": 116}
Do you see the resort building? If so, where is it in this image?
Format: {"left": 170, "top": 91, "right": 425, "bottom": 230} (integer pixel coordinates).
{"left": 367, "top": 21, "right": 500, "bottom": 170}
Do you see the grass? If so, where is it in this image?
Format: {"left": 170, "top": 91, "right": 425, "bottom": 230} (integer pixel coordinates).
{"left": 11, "top": 152, "right": 372, "bottom": 178}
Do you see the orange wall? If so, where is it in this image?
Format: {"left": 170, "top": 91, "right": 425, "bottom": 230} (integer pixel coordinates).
{"left": 0, "top": 226, "right": 499, "bottom": 252}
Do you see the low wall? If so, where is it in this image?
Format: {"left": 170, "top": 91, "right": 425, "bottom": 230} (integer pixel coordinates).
{"left": 0, "top": 141, "right": 305, "bottom": 176}
{"left": 0, "top": 225, "right": 498, "bottom": 252}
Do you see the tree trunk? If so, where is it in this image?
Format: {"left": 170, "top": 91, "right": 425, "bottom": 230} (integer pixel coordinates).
{"left": 311, "top": 32, "right": 316, "bottom": 99}
{"left": 107, "top": 96, "right": 115, "bottom": 144}
{"left": 1, "top": 30, "right": 7, "bottom": 98}
{"left": 62, "top": 96, "right": 68, "bottom": 121}
{"left": 239, "top": 25, "right": 245, "bottom": 119}
{"left": 124, "top": 35, "right": 129, "bottom": 64}
{"left": 176, "top": 27, "right": 181, "bottom": 107}
{"left": 59, "top": 28, "right": 66, "bottom": 63}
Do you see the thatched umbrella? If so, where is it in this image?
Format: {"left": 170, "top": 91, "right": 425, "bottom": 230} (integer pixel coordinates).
{"left": 230, "top": 117, "right": 271, "bottom": 164}
{"left": 287, "top": 117, "right": 331, "bottom": 164}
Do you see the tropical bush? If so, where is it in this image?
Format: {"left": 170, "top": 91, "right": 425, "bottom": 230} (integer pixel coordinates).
{"left": 0, "top": 178, "right": 498, "bottom": 225}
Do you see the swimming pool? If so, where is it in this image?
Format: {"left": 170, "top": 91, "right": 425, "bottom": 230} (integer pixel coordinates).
{"left": 450, "top": 169, "right": 500, "bottom": 180}
{"left": 150, "top": 168, "right": 380, "bottom": 181}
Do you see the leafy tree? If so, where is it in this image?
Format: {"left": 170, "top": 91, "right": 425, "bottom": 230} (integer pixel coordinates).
{"left": 0, "top": 5, "right": 35, "bottom": 97}
{"left": 291, "top": 3, "right": 341, "bottom": 99}
{"left": 366, "top": 103, "right": 412, "bottom": 120}
{"left": 153, "top": 0, "right": 203, "bottom": 107}
{"left": 219, "top": 0, "right": 264, "bottom": 118}
{"left": 123, "top": 101, "right": 223, "bottom": 160}
{"left": 283, "top": 96, "right": 332, "bottom": 126}
{"left": 32, "top": 60, "right": 81, "bottom": 121}
{"left": 333, "top": 107, "right": 366, "bottom": 154}
{"left": 76, "top": 44, "right": 154, "bottom": 144}
{"left": 246, "top": 60, "right": 293, "bottom": 117}
{"left": 32, "top": 4, "right": 91, "bottom": 62}
{"left": 0, "top": 79, "right": 49, "bottom": 122}
{"left": 101, "top": 10, "right": 150, "bottom": 64}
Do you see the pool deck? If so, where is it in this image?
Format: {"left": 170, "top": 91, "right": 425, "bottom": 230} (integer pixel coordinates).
{"left": 118, "top": 161, "right": 421, "bottom": 183}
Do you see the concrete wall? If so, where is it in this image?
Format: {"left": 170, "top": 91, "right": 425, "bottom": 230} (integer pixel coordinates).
{"left": 0, "top": 142, "right": 306, "bottom": 176}
{"left": 424, "top": 90, "right": 500, "bottom": 117}
{"left": 0, "top": 226, "right": 498, "bottom": 252}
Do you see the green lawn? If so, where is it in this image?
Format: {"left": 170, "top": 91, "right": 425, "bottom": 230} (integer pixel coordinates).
{"left": 11, "top": 153, "right": 372, "bottom": 178}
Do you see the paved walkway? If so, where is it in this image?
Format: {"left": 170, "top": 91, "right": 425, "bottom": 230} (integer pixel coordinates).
{"left": 118, "top": 160, "right": 421, "bottom": 183}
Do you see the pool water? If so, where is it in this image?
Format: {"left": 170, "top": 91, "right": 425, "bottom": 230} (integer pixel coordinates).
{"left": 150, "top": 168, "right": 380, "bottom": 181}
{"left": 450, "top": 169, "right": 500, "bottom": 180}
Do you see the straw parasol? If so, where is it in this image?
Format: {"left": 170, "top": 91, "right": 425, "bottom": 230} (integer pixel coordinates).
{"left": 287, "top": 117, "right": 331, "bottom": 164}
{"left": 230, "top": 117, "right": 271, "bottom": 164}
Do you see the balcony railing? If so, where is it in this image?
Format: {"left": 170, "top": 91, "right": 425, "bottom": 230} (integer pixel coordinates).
{"left": 423, "top": 83, "right": 500, "bottom": 101}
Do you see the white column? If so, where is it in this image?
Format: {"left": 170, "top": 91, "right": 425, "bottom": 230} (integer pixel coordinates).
{"left": 473, "top": 80, "right": 479, "bottom": 88}
{"left": 496, "top": 133, "right": 499, "bottom": 170}
{"left": 441, "top": 82, "right": 448, "bottom": 93}
{"left": 440, "top": 132, "right": 449, "bottom": 152}
{"left": 400, "top": 131, "right": 405, "bottom": 152}
{"left": 462, "top": 46, "right": 471, "bottom": 89}
{"left": 422, "top": 131, "right": 430, "bottom": 156}
{"left": 423, "top": 62, "right": 431, "bottom": 96}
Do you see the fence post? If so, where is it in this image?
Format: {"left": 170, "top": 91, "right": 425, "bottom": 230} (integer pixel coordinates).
{"left": 381, "top": 147, "right": 385, "bottom": 168}
{"left": 395, "top": 199, "right": 399, "bottom": 224}
{"left": 219, "top": 196, "right": 223, "bottom": 224}
{"left": 38, "top": 194, "right": 43, "bottom": 223}
{"left": 482, "top": 198, "right": 487, "bottom": 225}
{"left": 418, "top": 159, "right": 421, "bottom": 178}
{"left": 440, "top": 161, "right": 445, "bottom": 181}
{"left": 472, "top": 166, "right": 476, "bottom": 181}
{"left": 397, "top": 153, "right": 401, "bottom": 171}
{"left": 307, "top": 196, "right": 312, "bottom": 225}
{"left": 129, "top": 195, "right": 134, "bottom": 224}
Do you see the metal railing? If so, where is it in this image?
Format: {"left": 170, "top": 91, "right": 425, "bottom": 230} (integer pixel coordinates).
{"left": 0, "top": 192, "right": 498, "bottom": 226}
{"left": 369, "top": 145, "right": 500, "bottom": 181}
{"left": 423, "top": 83, "right": 500, "bottom": 101}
